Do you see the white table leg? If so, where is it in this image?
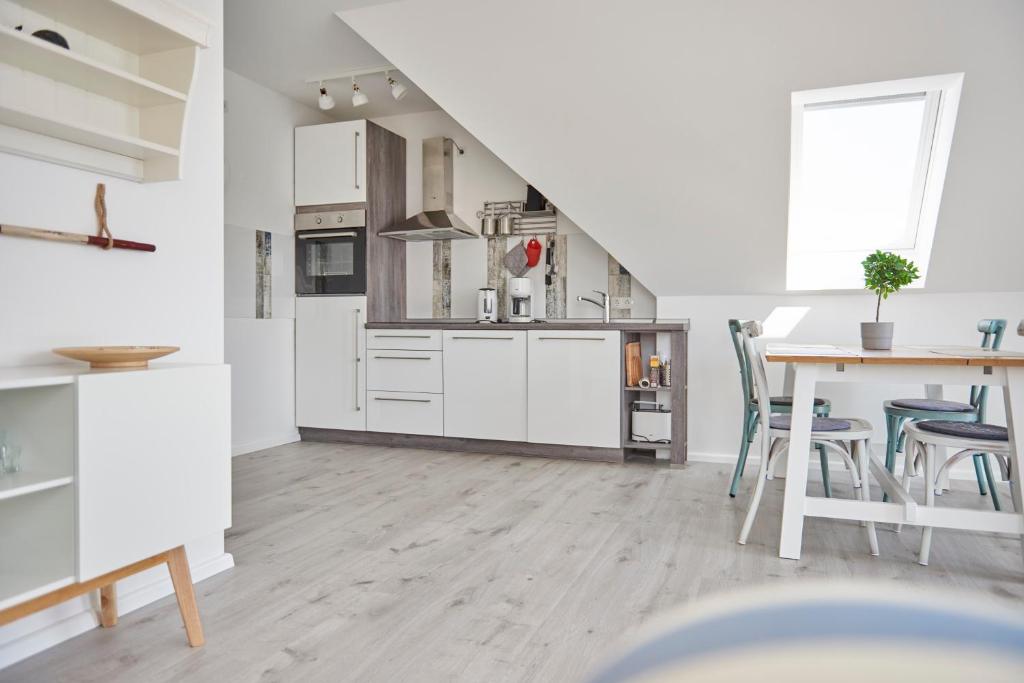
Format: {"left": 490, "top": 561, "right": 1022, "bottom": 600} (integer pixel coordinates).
{"left": 924, "top": 383, "right": 952, "bottom": 493}
{"left": 772, "top": 362, "right": 796, "bottom": 481}
{"left": 779, "top": 363, "right": 818, "bottom": 560}
{"left": 1003, "top": 368, "right": 1024, "bottom": 563}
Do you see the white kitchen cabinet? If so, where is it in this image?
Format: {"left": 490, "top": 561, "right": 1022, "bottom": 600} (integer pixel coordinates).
{"left": 443, "top": 331, "right": 527, "bottom": 441}
{"left": 296, "top": 296, "right": 366, "bottom": 430}
{"left": 0, "top": 363, "right": 229, "bottom": 641}
{"left": 367, "top": 391, "right": 444, "bottom": 436}
{"left": 294, "top": 120, "right": 367, "bottom": 207}
{"left": 527, "top": 331, "right": 621, "bottom": 448}
{"left": 367, "top": 328, "right": 442, "bottom": 351}
{"left": 367, "top": 350, "right": 443, "bottom": 394}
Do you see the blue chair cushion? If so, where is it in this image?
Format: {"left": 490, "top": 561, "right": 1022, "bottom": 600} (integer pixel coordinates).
{"left": 767, "top": 396, "right": 828, "bottom": 407}
{"left": 890, "top": 398, "right": 975, "bottom": 412}
{"left": 917, "top": 421, "right": 1008, "bottom": 441}
{"left": 769, "top": 415, "right": 851, "bottom": 432}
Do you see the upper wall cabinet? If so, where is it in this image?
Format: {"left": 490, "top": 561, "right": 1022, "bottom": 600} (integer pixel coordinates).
{"left": 0, "top": 0, "right": 210, "bottom": 182}
{"left": 295, "top": 120, "right": 367, "bottom": 207}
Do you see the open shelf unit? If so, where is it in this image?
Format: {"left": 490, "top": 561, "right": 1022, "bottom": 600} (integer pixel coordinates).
{"left": 0, "top": 381, "right": 76, "bottom": 610}
{"left": 0, "top": 0, "right": 210, "bottom": 181}
{"left": 621, "top": 329, "right": 687, "bottom": 465}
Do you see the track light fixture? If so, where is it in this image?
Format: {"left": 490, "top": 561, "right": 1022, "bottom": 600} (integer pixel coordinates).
{"left": 317, "top": 82, "right": 335, "bottom": 110}
{"left": 351, "top": 77, "right": 369, "bottom": 107}
{"left": 385, "top": 71, "right": 407, "bottom": 101}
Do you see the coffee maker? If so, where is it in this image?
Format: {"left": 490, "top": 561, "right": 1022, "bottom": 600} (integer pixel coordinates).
{"left": 508, "top": 277, "right": 533, "bottom": 322}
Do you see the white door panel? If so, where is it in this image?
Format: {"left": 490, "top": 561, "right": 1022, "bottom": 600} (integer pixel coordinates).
{"left": 296, "top": 296, "right": 366, "bottom": 430}
{"left": 76, "top": 365, "right": 231, "bottom": 581}
{"left": 527, "top": 331, "right": 620, "bottom": 448}
{"left": 443, "top": 331, "right": 526, "bottom": 441}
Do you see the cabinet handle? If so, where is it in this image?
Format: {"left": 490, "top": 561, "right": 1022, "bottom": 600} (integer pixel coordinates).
{"left": 373, "top": 355, "right": 431, "bottom": 360}
{"left": 450, "top": 336, "right": 515, "bottom": 340}
{"left": 297, "top": 231, "right": 357, "bottom": 239}
{"left": 374, "top": 397, "right": 431, "bottom": 403}
{"left": 354, "top": 130, "right": 360, "bottom": 190}
{"left": 537, "top": 336, "right": 606, "bottom": 341}
{"left": 354, "top": 308, "right": 361, "bottom": 412}
{"left": 373, "top": 334, "right": 433, "bottom": 338}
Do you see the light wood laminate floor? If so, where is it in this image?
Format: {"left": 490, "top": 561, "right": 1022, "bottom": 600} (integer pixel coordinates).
{"left": 5, "top": 442, "right": 1023, "bottom": 682}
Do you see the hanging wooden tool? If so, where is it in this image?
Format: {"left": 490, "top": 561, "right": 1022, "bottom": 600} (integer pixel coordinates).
{"left": 0, "top": 184, "right": 156, "bottom": 252}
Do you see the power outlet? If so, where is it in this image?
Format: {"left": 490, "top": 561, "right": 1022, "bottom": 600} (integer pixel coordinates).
{"left": 611, "top": 297, "right": 633, "bottom": 308}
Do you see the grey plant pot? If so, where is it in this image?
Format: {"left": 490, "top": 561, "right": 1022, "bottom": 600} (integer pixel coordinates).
{"left": 861, "top": 322, "right": 894, "bottom": 350}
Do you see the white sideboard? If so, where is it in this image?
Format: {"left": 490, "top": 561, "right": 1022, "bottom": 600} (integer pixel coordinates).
{"left": 0, "top": 363, "right": 230, "bottom": 645}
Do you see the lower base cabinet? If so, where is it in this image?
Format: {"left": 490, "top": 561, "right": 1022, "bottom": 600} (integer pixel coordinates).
{"left": 296, "top": 296, "right": 366, "bottom": 431}
{"left": 367, "top": 391, "right": 444, "bottom": 436}
{"left": 527, "top": 331, "right": 621, "bottom": 448}
{"left": 443, "top": 330, "right": 527, "bottom": 441}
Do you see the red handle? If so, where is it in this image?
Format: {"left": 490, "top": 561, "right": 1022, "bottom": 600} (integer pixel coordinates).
{"left": 86, "top": 235, "right": 156, "bottom": 252}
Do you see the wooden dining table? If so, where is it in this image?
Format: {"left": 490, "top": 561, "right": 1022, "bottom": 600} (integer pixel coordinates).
{"left": 764, "top": 344, "right": 1024, "bottom": 561}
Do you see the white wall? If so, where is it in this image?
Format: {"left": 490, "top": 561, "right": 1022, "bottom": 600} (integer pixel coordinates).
{"left": 0, "top": 0, "right": 229, "bottom": 669}
{"left": 657, "top": 292, "right": 1024, "bottom": 465}
{"left": 370, "top": 109, "right": 656, "bottom": 319}
{"left": 340, "top": 0, "right": 1024, "bottom": 296}
{"left": 224, "top": 69, "right": 330, "bottom": 454}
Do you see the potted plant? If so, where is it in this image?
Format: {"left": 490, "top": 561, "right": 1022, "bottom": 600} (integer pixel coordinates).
{"left": 861, "top": 250, "right": 920, "bottom": 350}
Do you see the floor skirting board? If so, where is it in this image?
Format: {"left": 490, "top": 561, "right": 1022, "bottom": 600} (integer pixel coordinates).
{"left": 688, "top": 450, "right": 991, "bottom": 481}
{"left": 0, "top": 553, "right": 234, "bottom": 670}
{"left": 300, "top": 428, "right": 625, "bottom": 463}
{"left": 232, "top": 430, "right": 301, "bottom": 457}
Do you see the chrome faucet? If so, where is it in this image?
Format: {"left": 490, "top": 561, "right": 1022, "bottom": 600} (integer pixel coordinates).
{"left": 577, "top": 290, "right": 610, "bottom": 323}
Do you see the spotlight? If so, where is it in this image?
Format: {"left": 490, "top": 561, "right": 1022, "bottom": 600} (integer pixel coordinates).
{"left": 351, "top": 77, "right": 368, "bottom": 107}
{"left": 317, "top": 82, "right": 335, "bottom": 110}
{"left": 386, "top": 71, "right": 407, "bottom": 101}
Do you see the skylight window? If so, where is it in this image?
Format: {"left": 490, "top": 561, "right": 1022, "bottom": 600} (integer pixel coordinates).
{"left": 786, "top": 74, "right": 963, "bottom": 290}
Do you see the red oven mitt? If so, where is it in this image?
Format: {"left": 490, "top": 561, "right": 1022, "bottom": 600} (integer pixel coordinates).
{"left": 525, "top": 238, "right": 543, "bottom": 267}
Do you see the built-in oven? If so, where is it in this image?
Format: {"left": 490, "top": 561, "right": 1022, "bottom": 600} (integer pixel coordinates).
{"left": 295, "top": 209, "right": 367, "bottom": 296}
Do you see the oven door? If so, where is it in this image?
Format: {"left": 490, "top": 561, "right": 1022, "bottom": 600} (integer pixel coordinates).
{"left": 295, "top": 228, "right": 367, "bottom": 295}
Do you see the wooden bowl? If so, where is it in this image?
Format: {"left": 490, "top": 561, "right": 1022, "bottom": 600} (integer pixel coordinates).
{"left": 52, "top": 346, "right": 179, "bottom": 369}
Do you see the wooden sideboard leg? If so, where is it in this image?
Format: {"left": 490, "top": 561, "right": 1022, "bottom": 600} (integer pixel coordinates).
{"left": 166, "top": 546, "right": 205, "bottom": 647}
{"left": 99, "top": 584, "right": 118, "bottom": 627}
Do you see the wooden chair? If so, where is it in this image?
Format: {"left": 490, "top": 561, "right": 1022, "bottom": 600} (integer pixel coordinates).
{"left": 882, "top": 319, "right": 1007, "bottom": 509}
{"left": 902, "top": 421, "right": 1014, "bottom": 565}
{"left": 727, "top": 319, "right": 834, "bottom": 498}
{"left": 736, "top": 321, "right": 878, "bottom": 555}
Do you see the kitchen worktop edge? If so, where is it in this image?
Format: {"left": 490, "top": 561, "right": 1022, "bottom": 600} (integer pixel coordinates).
{"left": 365, "top": 320, "right": 689, "bottom": 331}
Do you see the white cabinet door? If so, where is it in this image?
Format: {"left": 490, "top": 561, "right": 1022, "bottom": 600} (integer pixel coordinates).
{"left": 367, "top": 391, "right": 444, "bottom": 436}
{"left": 294, "top": 120, "right": 367, "bottom": 207}
{"left": 527, "top": 331, "right": 621, "bottom": 448}
{"left": 443, "top": 331, "right": 526, "bottom": 441}
{"left": 76, "top": 365, "right": 231, "bottom": 581}
{"left": 296, "top": 295, "right": 367, "bottom": 430}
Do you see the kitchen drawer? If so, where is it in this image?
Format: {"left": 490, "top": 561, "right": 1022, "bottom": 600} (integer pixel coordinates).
{"left": 366, "top": 391, "right": 443, "bottom": 436}
{"left": 367, "top": 350, "right": 443, "bottom": 393}
{"left": 366, "top": 328, "right": 442, "bottom": 351}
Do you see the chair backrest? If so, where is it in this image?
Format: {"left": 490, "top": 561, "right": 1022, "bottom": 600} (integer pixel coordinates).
{"left": 971, "top": 319, "right": 1007, "bottom": 419}
{"left": 728, "top": 319, "right": 755, "bottom": 406}
{"left": 738, "top": 320, "right": 773, "bottom": 440}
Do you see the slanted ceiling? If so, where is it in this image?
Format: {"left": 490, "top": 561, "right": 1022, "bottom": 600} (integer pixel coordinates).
{"left": 338, "top": 0, "right": 1024, "bottom": 296}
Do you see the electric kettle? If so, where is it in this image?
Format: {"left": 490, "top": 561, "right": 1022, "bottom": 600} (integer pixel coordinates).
{"left": 477, "top": 288, "right": 497, "bottom": 323}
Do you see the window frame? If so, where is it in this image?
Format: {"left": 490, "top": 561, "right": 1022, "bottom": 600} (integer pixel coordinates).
{"left": 785, "top": 73, "right": 964, "bottom": 291}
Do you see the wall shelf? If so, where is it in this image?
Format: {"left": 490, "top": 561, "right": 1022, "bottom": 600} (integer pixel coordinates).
{"left": 16, "top": 0, "right": 209, "bottom": 52}
{"left": 0, "top": 471, "right": 73, "bottom": 502}
{"left": 623, "top": 385, "right": 672, "bottom": 392}
{"left": 0, "top": 103, "right": 180, "bottom": 161}
{"left": 0, "top": 0, "right": 209, "bottom": 182}
{"left": 0, "top": 25, "right": 188, "bottom": 106}
{"left": 622, "top": 440, "right": 670, "bottom": 451}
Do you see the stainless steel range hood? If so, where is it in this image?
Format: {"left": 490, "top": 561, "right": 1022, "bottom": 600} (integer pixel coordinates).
{"left": 380, "top": 137, "right": 478, "bottom": 241}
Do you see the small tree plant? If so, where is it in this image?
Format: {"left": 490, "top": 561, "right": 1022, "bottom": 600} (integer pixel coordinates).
{"left": 862, "top": 250, "right": 920, "bottom": 322}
